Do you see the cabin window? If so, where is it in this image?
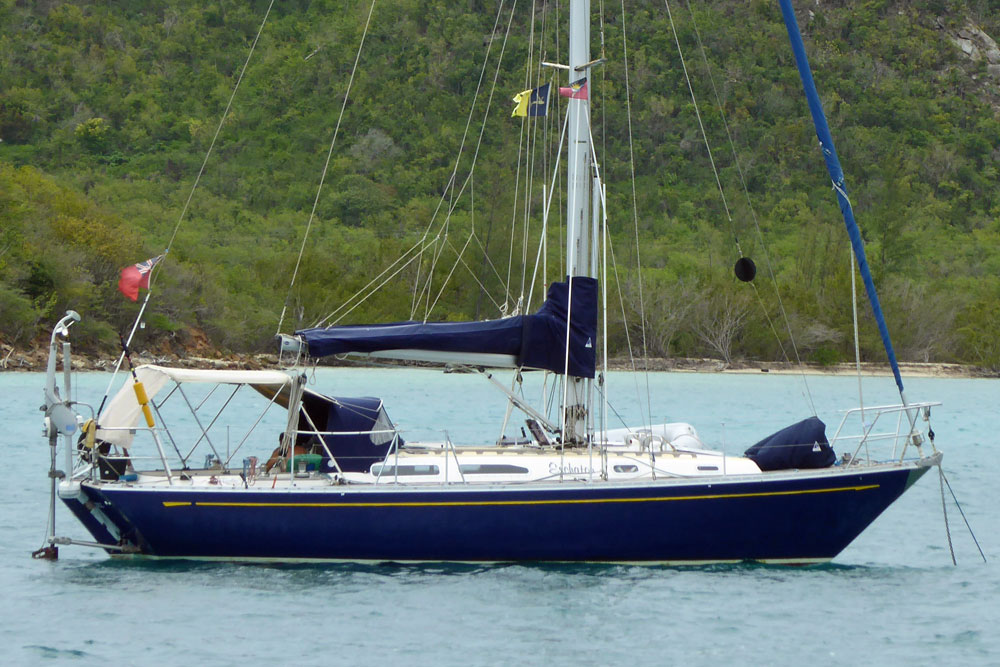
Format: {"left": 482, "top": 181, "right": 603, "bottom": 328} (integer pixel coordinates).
{"left": 371, "top": 464, "right": 439, "bottom": 476}
{"left": 613, "top": 464, "right": 639, "bottom": 473}
{"left": 460, "top": 464, "right": 530, "bottom": 475}
{"left": 697, "top": 465, "right": 719, "bottom": 471}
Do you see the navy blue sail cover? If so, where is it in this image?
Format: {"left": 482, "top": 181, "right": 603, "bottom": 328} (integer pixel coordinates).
{"left": 519, "top": 277, "right": 597, "bottom": 378}
{"left": 297, "top": 278, "right": 598, "bottom": 377}
{"left": 744, "top": 417, "right": 836, "bottom": 471}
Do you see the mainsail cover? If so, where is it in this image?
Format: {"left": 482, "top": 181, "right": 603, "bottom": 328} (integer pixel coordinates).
{"left": 298, "top": 278, "right": 598, "bottom": 377}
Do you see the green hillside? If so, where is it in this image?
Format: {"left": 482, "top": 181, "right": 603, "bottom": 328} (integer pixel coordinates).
{"left": 2, "top": 0, "right": 999, "bottom": 368}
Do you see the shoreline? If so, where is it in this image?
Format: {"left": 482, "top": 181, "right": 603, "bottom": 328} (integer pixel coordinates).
{"left": 1, "top": 342, "right": 990, "bottom": 379}
{"left": 612, "top": 357, "right": 986, "bottom": 379}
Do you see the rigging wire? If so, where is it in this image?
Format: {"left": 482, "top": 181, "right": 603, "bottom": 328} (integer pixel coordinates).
{"left": 538, "top": 0, "right": 552, "bottom": 305}
{"left": 526, "top": 110, "right": 570, "bottom": 310}
{"left": 503, "top": 0, "right": 533, "bottom": 315}
{"left": 420, "top": 179, "right": 458, "bottom": 318}
{"left": 596, "top": 381, "right": 637, "bottom": 432}
{"left": 663, "top": 0, "right": 742, "bottom": 256}
{"left": 277, "top": 0, "right": 377, "bottom": 335}
{"left": 517, "top": 0, "right": 541, "bottom": 308}
{"left": 938, "top": 464, "right": 957, "bottom": 566}
{"left": 312, "top": 241, "right": 426, "bottom": 328}
{"left": 409, "top": 171, "right": 457, "bottom": 315}
{"left": 619, "top": 0, "right": 652, "bottom": 430}
{"left": 420, "top": 0, "right": 572, "bottom": 324}
{"left": 447, "top": 237, "right": 506, "bottom": 313}
{"left": 556, "top": 0, "right": 564, "bottom": 281}
{"left": 939, "top": 465, "right": 988, "bottom": 564}
{"left": 597, "top": 0, "right": 609, "bottom": 444}
{"left": 507, "top": 110, "right": 527, "bottom": 313}
{"left": 606, "top": 213, "right": 648, "bottom": 430}
{"left": 558, "top": 98, "right": 589, "bottom": 441}
{"left": 523, "top": 9, "right": 547, "bottom": 312}
{"left": 152, "top": 0, "right": 277, "bottom": 294}
{"left": 100, "top": 0, "right": 275, "bottom": 416}
{"left": 471, "top": 229, "right": 513, "bottom": 299}
{"left": 682, "top": 0, "right": 815, "bottom": 413}
{"left": 587, "top": 103, "right": 611, "bottom": 444}
{"left": 427, "top": 215, "right": 477, "bottom": 315}
{"left": 314, "top": 0, "right": 515, "bottom": 329}
{"left": 412, "top": 1, "right": 517, "bottom": 321}
{"left": 668, "top": 2, "right": 781, "bottom": 388}
{"left": 851, "top": 252, "right": 867, "bottom": 430}
{"left": 525, "top": 0, "right": 562, "bottom": 313}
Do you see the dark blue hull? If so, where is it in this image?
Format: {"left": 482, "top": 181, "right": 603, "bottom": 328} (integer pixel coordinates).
{"left": 64, "top": 463, "right": 931, "bottom": 563}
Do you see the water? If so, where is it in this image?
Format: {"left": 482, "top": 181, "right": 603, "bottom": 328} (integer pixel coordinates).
{"left": 3, "top": 368, "right": 996, "bottom": 665}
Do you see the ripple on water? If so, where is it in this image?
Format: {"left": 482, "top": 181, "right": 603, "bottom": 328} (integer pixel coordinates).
{"left": 3, "top": 371, "right": 998, "bottom": 666}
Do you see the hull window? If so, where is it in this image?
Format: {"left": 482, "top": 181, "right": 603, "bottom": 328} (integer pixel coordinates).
{"left": 459, "top": 464, "right": 529, "bottom": 475}
{"left": 371, "top": 464, "right": 440, "bottom": 476}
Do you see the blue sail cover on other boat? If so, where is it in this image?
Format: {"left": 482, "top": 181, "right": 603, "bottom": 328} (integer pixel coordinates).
{"left": 297, "top": 278, "right": 597, "bottom": 377}
{"left": 744, "top": 416, "right": 836, "bottom": 471}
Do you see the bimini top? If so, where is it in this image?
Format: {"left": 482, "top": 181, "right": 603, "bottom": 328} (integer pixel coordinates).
{"left": 96, "top": 365, "right": 296, "bottom": 448}
{"left": 119, "top": 366, "right": 294, "bottom": 387}
{"left": 297, "top": 278, "right": 598, "bottom": 377}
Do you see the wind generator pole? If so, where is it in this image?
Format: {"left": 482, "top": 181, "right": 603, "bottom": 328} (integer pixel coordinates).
{"left": 563, "top": 0, "right": 593, "bottom": 444}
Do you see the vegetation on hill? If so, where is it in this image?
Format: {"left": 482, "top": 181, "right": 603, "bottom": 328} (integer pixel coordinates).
{"left": 2, "top": 0, "right": 999, "bottom": 368}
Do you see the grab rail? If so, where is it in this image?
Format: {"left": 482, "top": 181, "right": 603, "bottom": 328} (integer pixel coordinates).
{"left": 829, "top": 401, "right": 941, "bottom": 464}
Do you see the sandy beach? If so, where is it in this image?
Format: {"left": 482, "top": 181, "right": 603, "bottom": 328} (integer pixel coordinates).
{"left": 2, "top": 339, "right": 989, "bottom": 379}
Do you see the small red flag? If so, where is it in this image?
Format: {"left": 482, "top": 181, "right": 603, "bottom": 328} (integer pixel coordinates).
{"left": 558, "top": 77, "right": 588, "bottom": 100}
{"left": 118, "top": 255, "right": 164, "bottom": 301}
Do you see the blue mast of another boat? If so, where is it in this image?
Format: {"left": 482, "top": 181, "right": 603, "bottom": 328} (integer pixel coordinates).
{"left": 776, "top": 0, "right": 908, "bottom": 404}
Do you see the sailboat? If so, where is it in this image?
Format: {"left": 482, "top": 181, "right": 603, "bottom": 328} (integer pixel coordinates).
{"left": 38, "top": 0, "right": 942, "bottom": 564}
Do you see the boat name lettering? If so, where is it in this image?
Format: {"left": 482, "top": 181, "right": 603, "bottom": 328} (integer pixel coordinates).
{"left": 549, "top": 462, "right": 594, "bottom": 475}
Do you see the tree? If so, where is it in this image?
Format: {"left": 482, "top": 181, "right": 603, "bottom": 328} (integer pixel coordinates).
{"left": 623, "top": 274, "right": 696, "bottom": 358}
{"left": 690, "top": 285, "right": 751, "bottom": 366}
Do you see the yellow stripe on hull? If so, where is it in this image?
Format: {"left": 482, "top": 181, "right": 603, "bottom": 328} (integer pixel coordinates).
{"left": 162, "top": 483, "right": 880, "bottom": 509}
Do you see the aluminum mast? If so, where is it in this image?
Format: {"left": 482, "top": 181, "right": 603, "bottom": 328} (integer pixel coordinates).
{"left": 562, "top": 0, "right": 593, "bottom": 444}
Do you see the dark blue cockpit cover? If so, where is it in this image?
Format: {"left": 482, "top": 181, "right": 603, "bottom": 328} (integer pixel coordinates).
{"left": 316, "top": 396, "right": 399, "bottom": 473}
{"left": 297, "top": 278, "right": 597, "bottom": 377}
{"left": 744, "top": 416, "right": 836, "bottom": 471}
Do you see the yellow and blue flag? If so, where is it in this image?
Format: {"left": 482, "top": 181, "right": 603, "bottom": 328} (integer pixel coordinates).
{"left": 512, "top": 82, "right": 550, "bottom": 117}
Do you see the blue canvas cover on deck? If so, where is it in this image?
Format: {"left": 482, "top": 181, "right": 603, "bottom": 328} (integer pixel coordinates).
{"left": 308, "top": 396, "right": 399, "bottom": 473}
{"left": 297, "top": 278, "right": 598, "bottom": 377}
{"left": 744, "top": 416, "right": 836, "bottom": 471}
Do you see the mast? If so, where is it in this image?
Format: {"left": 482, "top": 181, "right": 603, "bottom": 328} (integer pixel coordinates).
{"left": 563, "top": 0, "right": 592, "bottom": 444}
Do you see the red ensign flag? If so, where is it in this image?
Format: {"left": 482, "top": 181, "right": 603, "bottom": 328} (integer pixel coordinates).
{"left": 117, "top": 255, "right": 164, "bottom": 301}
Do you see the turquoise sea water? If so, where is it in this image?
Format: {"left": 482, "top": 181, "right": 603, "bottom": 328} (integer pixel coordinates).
{"left": 2, "top": 368, "right": 997, "bottom": 665}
